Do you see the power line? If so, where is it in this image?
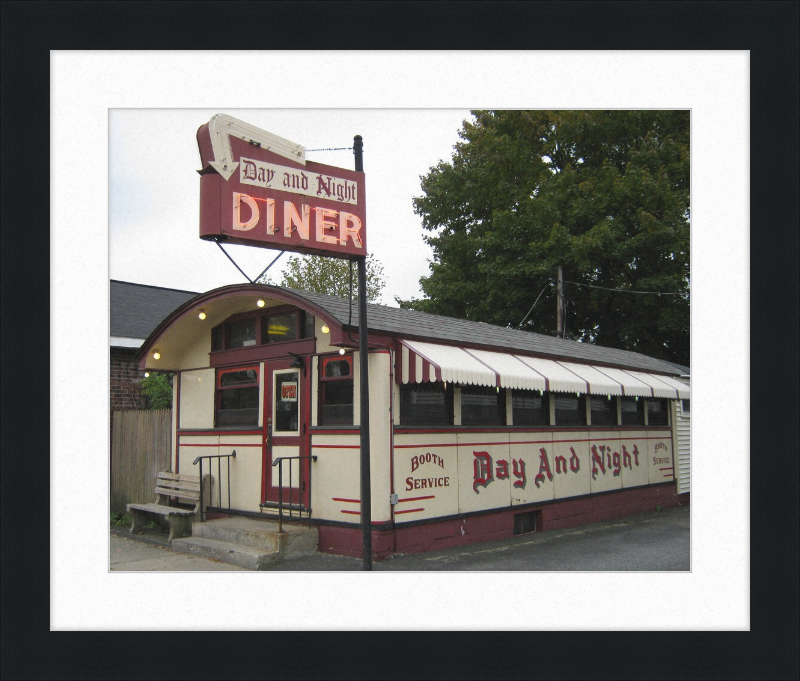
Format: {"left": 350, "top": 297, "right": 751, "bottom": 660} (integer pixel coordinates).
{"left": 518, "top": 282, "right": 552, "bottom": 328}
{"left": 563, "top": 280, "right": 685, "bottom": 295}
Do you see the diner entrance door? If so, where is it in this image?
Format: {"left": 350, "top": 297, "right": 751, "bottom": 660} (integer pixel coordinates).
{"left": 261, "top": 358, "right": 310, "bottom": 509}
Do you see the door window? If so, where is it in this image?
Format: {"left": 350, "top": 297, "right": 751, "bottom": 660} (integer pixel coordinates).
{"left": 274, "top": 370, "right": 300, "bottom": 433}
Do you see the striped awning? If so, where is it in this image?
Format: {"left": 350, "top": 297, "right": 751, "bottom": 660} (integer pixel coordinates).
{"left": 397, "top": 339, "right": 689, "bottom": 399}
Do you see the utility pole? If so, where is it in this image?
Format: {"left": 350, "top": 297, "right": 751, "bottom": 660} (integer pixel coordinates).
{"left": 354, "top": 135, "right": 372, "bottom": 571}
{"left": 556, "top": 265, "right": 564, "bottom": 338}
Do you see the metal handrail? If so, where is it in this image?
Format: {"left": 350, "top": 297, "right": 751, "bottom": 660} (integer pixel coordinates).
{"left": 192, "top": 451, "right": 236, "bottom": 522}
{"left": 271, "top": 455, "right": 317, "bottom": 532}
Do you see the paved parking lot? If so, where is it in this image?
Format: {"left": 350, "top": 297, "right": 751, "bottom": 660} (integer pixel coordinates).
{"left": 111, "top": 505, "right": 689, "bottom": 571}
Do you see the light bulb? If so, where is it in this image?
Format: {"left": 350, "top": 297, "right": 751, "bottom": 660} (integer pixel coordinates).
{"left": 153, "top": 351, "right": 161, "bottom": 360}
{"left": 198, "top": 310, "right": 206, "bottom": 320}
{"left": 321, "top": 324, "right": 330, "bottom": 334}
{"left": 339, "top": 348, "right": 346, "bottom": 355}
{"left": 144, "top": 372, "right": 150, "bottom": 378}
{"left": 257, "top": 299, "right": 266, "bottom": 308}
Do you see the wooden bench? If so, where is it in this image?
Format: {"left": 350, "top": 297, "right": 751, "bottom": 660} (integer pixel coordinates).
{"left": 127, "top": 471, "right": 210, "bottom": 541}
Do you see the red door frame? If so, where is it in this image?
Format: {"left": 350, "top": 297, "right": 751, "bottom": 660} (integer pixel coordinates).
{"left": 261, "top": 357, "right": 311, "bottom": 507}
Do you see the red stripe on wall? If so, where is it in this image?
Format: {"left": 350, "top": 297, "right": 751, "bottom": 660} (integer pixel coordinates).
{"left": 313, "top": 444, "right": 360, "bottom": 450}
{"left": 178, "top": 429, "right": 260, "bottom": 436}
{"left": 395, "top": 508, "right": 425, "bottom": 515}
{"left": 179, "top": 442, "right": 260, "bottom": 447}
{"left": 332, "top": 498, "right": 361, "bottom": 504}
{"left": 341, "top": 510, "right": 361, "bottom": 515}
{"left": 399, "top": 495, "right": 435, "bottom": 503}
{"left": 394, "top": 435, "right": 673, "bottom": 450}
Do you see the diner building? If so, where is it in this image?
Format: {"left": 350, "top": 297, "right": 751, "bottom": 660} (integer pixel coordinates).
{"left": 138, "top": 283, "right": 690, "bottom": 559}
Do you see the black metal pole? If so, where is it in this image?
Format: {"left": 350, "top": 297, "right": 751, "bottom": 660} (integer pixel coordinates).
{"left": 354, "top": 135, "right": 372, "bottom": 570}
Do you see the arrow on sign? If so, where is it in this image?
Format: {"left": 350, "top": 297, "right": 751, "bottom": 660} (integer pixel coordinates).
{"left": 206, "top": 113, "right": 307, "bottom": 181}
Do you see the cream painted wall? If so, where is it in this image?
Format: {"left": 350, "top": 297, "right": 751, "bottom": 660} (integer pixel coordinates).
{"left": 551, "top": 431, "right": 591, "bottom": 499}
{"left": 177, "top": 433, "right": 263, "bottom": 513}
{"left": 390, "top": 428, "right": 672, "bottom": 521}
{"left": 393, "top": 432, "right": 459, "bottom": 523}
{"left": 179, "top": 369, "right": 215, "bottom": 428}
{"left": 367, "top": 351, "right": 392, "bottom": 523}
{"left": 310, "top": 432, "right": 361, "bottom": 521}
{"left": 509, "top": 431, "right": 556, "bottom": 506}
{"left": 647, "top": 432, "right": 675, "bottom": 484}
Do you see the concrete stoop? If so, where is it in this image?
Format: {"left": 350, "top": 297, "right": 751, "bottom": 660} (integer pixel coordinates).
{"left": 171, "top": 517, "right": 318, "bottom": 570}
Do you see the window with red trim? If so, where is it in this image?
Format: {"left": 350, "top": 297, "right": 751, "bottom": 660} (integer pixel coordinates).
{"left": 318, "top": 355, "right": 353, "bottom": 425}
{"left": 215, "top": 366, "right": 259, "bottom": 427}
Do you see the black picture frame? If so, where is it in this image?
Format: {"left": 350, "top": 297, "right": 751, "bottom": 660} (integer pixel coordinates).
{"left": 2, "top": 2, "right": 797, "bottom": 679}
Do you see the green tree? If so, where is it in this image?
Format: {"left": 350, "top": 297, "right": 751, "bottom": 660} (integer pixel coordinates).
{"left": 260, "top": 254, "right": 386, "bottom": 303}
{"left": 141, "top": 372, "right": 172, "bottom": 410}
{"left": 400, "top": 110, "right": 689, "bottom": 365}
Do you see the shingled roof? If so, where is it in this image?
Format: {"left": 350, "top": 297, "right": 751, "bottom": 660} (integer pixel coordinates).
{"left": 111, "top": 280, "right": 198, "bottom": 342}
{"left": 277, "top": 287, "right": 683, "bottom": 376}
{"left": 131, "top": 282, "right": 683, "bottom": 376}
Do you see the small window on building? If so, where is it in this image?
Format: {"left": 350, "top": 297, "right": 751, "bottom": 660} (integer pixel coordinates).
{"left": 319, "top": 354, "right": 353, "bottom": 426}
{"left": 400, "top": 382, "right": 453, "bottom": 426}
{"left": 262, "top": 312, "right": 297, "bottom": 344}
{"left": 274, "top": 370, "right": 300, "bottom": 432}
{"left": 301, "top": 311, "right": 315, "bottom": 339}
{"left": 512, "top": 390, "right": 549, "bottom": 426}
{"left": 461, "top": 385, "right": 505, "bottom": 426}
{"left": 590, "top": 396, "right": 617, "bottom": 427}
{"left": 227, "top": 318, "right": 256, "bottom": 348}
{"left": 211, "top": 325, "right": 224, "bottom": 352}
{"left": 554, "top": 394, "right": 586, "bottom": 426}
{"left": 620, "top": 396, "right": 645, "bottom": 426}
{"left": 646, "top": 398, "right": 669, "bottom": 426}
{"left": 215, "top": 366, "right": 259, "bottom": 427}
{"left": 681, "top": 398, "right": 690, "bottom": 414}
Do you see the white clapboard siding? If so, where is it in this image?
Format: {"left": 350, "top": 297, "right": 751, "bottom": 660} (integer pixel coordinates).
{"left": 676, "top": 397, "right": 691, "bottom": 494}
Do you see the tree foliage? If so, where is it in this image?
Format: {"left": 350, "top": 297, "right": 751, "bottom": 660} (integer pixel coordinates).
{"left": 260, "top": 254, "right": 386, "bottom": 303}
{"left": 400, "top": 110, "right": 690, "bottom": 365}
{"left": 141, "top": 372, "right": 172, "bottom": 410}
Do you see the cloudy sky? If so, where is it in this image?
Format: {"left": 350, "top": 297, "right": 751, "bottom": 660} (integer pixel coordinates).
{"left": 110, "top": 108, "right": 472, "bottom": 305}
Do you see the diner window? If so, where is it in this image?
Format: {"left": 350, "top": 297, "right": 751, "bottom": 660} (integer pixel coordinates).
{"left": 262, "top": 312, "right": 297, "bottom": 344}
{"left": 512, "top": 390, "right": 549, "bottom": 426}
{"left": 227, "top": 318, "right": 256, "bottom": 348}
{"left": 646, "top": 398, "right": 669, "bottom": 426}
{"left": 620, "top": 396, "right": 645, "bottom": 426}
{"left": 461, "top": 385, "right": 505, "bottom": 426}
{"left": 400, "top": 383, "right": 453, "bottom": 427}
{"left": 554, "top": 394, "right": 586, "bottom": 426}
{"left": 319, "top": 355, "right": 354, "bottom": 425}
{"left": 302, "top": 311, "right": 315, "bottom": 338}
{"left": 681, "top": 399, "right": 690, "bottom": 414}
{"left": 215, "top": 366, "right": 259, "bottom": 427}
{"left": 590, "top": 396, "right": 617, "bottom": 426}
{"left": 211, "top": 307, "right": 314, "bottom": 354}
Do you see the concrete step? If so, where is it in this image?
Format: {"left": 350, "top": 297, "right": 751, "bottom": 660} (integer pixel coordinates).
{"left": 171, "top": 516, "right": 318, "bottom": 570}
{"left": 171, "top": 535, "right": 281, "bottom": 570}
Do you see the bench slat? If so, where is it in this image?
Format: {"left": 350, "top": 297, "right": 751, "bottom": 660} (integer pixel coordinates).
{"left": 127, "top": 503, "right": 195, "bottom": 516}
{"left": 155, "top": 487, "right": 200, "bottom": 500}
{"left": 155, "top": 479, "right": 201, "bottom": 493}
{"left": 157, "top": 472, "right": 200, "bottom": 483}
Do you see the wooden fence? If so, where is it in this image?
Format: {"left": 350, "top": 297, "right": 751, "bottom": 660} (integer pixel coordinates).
{"left": 111, "top": 409, "right": 172, "bottom": 514}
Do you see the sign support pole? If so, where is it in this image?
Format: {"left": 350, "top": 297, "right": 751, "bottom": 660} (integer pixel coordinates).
{"left": 354, "top": 135, "right": 372, "bottom": 570}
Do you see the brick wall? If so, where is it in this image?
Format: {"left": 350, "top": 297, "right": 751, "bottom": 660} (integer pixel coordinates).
{"left": 111, "top": 347, "right": 147, "bottom": 411}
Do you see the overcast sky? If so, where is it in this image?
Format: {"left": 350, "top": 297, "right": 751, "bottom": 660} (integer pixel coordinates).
{"left": 110, "top": 109, "right": 473, "bottom": 305}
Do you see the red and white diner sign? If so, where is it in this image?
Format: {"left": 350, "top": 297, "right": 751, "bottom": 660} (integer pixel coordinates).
{"left": 197, "top": 114, "right": 366, "bottom": 258}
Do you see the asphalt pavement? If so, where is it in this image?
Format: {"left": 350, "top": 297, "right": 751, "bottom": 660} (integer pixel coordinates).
{"left": 111, "top": 505, "right": 689, "bottom": 571}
